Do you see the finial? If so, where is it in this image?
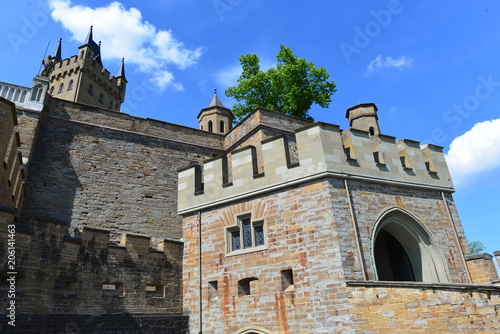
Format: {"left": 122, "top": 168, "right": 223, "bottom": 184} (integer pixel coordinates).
{"left": 99, "top": 40, "right": 101, "bottom": 47}
{"left": 214, "top": 88, "right": 217, "bottom": 96}
{"left": 90, "top": 25, "right": 93, "bottom": 31}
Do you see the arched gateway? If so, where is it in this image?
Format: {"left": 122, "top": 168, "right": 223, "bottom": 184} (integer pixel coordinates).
{"left": 371, "top": 208, "right": 449, "bottom": 282}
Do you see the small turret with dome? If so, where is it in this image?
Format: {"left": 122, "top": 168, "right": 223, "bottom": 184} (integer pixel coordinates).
{"left": 198, "top": 89, "right": 234, "bottom": 135}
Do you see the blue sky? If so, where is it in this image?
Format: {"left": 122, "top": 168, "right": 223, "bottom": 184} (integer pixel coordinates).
{"left": 1, "top": 1, "right": 499, "bottom": 258}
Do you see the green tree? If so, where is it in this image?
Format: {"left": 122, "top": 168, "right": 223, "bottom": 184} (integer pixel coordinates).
{"left": 225, "top": 45, "right": 337, "bottom": 122}
{"left": 468, "top": 240, "right": 485, "bottom": 254}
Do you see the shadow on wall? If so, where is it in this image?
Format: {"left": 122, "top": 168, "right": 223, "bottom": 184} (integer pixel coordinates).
{"left": 19, "top": 107, "right": 81, "bottom": 234}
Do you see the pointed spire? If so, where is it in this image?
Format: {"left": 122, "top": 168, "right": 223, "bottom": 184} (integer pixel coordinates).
{"left": 53, "top": 38, "right": 62, "bottom": 61}
{"left": 207, "top": 88, "right": 226, "bottom": 108}
{"left": 116, "top": 58, "right": 127, "bottom": 82}
{"left": 80, "top": 25, "right": 102, "bottom": 66}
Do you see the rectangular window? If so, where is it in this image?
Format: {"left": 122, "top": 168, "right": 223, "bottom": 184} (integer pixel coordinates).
{"left": 231, "top": 229, "right": 241, "bottom": 251}
{"left": 146, "top": 284, "right": 165, "bottom": 298}
{"left": 208, "top": 281, "right": 218, "bottom": 300}
{"left": 102, "top": 282, "right": 124, "bottom": 297}
{"left": 238, "top": 277, "right": 258, "bottom": 296}
{"left": 227, "top": 215, "right": 266, "bottom": 253}
{"left": 281, "top": 269, "right": 294, "bottom": 291}
{"left": 254, "top": 222, "right": 265, "bottom": 246}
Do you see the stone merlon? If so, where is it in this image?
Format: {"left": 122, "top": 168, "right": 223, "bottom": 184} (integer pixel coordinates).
{"left": 178, "top": 121, "right": 453, "bottom": 214}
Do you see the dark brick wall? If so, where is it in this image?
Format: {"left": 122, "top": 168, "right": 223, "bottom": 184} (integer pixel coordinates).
{"left": 0, "top": 314, "right": 189, "bottom": 334}
{"left": 0, "top": 216, "right": 184, "bottom": 316}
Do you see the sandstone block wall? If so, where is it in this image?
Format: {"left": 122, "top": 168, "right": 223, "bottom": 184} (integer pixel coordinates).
{"left": 347, "top": 282, "right": 500, "bottom": 333}
{"left": 466, "top": 253, "right": 500, "bottom": 284}
{"left": 183, "top": 180, "right": 350, "bottom": 333}
{"left": 181, "top": 176, "right": 478, "bottom": 333}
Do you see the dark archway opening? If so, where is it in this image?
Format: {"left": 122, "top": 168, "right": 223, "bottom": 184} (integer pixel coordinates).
{"left": 374, "top": 229, "right": 416, "bottom": 281}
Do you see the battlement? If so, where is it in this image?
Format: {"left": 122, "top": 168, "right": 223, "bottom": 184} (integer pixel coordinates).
{"left": 32, "top": 217, "right": 183, "bottom": 259}
{"left": 49, "top": 55, "right": 122, "bottom": 96}
{"left": 0, "top": 215, "right": 183, "bottom": 315}
{"left": 178, "top": 122, "right": 454, "bottom": 214}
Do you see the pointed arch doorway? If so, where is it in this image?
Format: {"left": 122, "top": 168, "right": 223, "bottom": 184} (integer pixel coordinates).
{"left": 372, "top": 208, "right": 449, "bottom": 283}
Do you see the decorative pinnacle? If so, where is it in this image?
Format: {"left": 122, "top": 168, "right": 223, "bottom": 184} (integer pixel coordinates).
{"left": 214, "top": 88, "right": 217, "bottom": 96}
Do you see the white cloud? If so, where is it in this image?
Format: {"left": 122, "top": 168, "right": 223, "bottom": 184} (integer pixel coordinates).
{"left": 445, "top": 119, "right": 500, "bottom": 185}
{"left": 49, "top": 0, "right": 202, "bottom": 91}
{"left": 364, "top": 55, "right": 413, "bottom": 76}
{"left": 216, "top": 64, "right": 242, "bottom": 88}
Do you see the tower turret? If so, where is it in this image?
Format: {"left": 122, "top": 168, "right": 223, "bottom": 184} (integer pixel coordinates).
{"left": 198, "top": 89, "right": 234, "bottom": 134}
{"left": 115, "top": 58, "right": 127, "bottom": 104}
{"left": 53, "top": 38, "right": 62, "bottom": 62}
{"left": 40, "top": 27, "right": 126, "bottom": 111}
{"left": 78, "top": 25, "right": 102, "bottom": 66}
{"left": 346, "top": 103, "right": 380, "bottom": 136}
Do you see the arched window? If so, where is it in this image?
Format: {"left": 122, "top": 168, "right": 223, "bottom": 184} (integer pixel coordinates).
{"left": 31, "top": 84, "right": 44, "bottom": 101}
{"left": 88, "top": 84, "right": 93, "bottom": 95}
{"left": 49, "top": 86, "right": 54, "bottom": 96}
{"left": 68, "top": 80, "right": 73, "bottom": 90}
{"left": 220, "top": 120, "right": 225, "bottom": 133}
{"left": 7, "top": 88, "right": 14, "bottom": 100}
{"left": 20, "top": 90, "right": 27, "bottom": 103}
{"left": 98, "top": 93, "right": 104, "bottom": 104}
{"left": 369, "top": 126, "right": 375, "bottom": 136}
{"left": 208, "top": 120, "right": 213, "bottom": 132}
{"left": 13, "top": 89, "right": 20, "bottom": 102}
{"left": 372, "top": 208, "right": 448, "bottom": 283}
{"left": 58, "top": 83, "right": 64, "bottom": 94}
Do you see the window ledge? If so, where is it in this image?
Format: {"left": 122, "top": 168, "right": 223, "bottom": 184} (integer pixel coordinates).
{"left": 226, "top": 245, "right": 267, "bottom": 258}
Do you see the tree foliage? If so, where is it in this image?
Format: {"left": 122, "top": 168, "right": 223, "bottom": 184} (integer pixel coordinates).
{"left": 225, "top": 45, "right": 337, "bottom": 122}
{"left": 468, "top": 240, "right": 485, "bottom": 254}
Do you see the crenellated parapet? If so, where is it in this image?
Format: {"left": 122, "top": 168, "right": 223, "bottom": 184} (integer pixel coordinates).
{"left": 0, "top": 215, "right": 183, "bottom": 315}
{"left": 178, "top": 122, "right": 454, "bottom": 214}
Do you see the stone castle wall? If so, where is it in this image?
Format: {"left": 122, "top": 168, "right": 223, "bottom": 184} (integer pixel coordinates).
{"left": 19, "top": 98, "right": 224, "bottom": 242}
{"left": 181, "top": 176, "right": 500, "bottom": 333}
{"left": 346, "top": 281, "right": 500, "bottom": 333}
{"left": 0, "top": 98, "right": 24, "bottom": 210}
{"left": 0, "top": 211, "right": 189, "bottom": 333}
{"left": 0, "top": 215, "right": 184, "bottom": 315}
{"left": 180, "top": 112, "right": 499, "bottom": 333}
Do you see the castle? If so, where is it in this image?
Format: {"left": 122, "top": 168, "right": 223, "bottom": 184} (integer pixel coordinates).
{"left": 1, "top": 30, "right": 499, "bottom": 333}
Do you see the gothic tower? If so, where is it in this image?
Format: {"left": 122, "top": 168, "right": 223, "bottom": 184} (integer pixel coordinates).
{"left": 40, "top": 27, "right": 127, "bottom": 111}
